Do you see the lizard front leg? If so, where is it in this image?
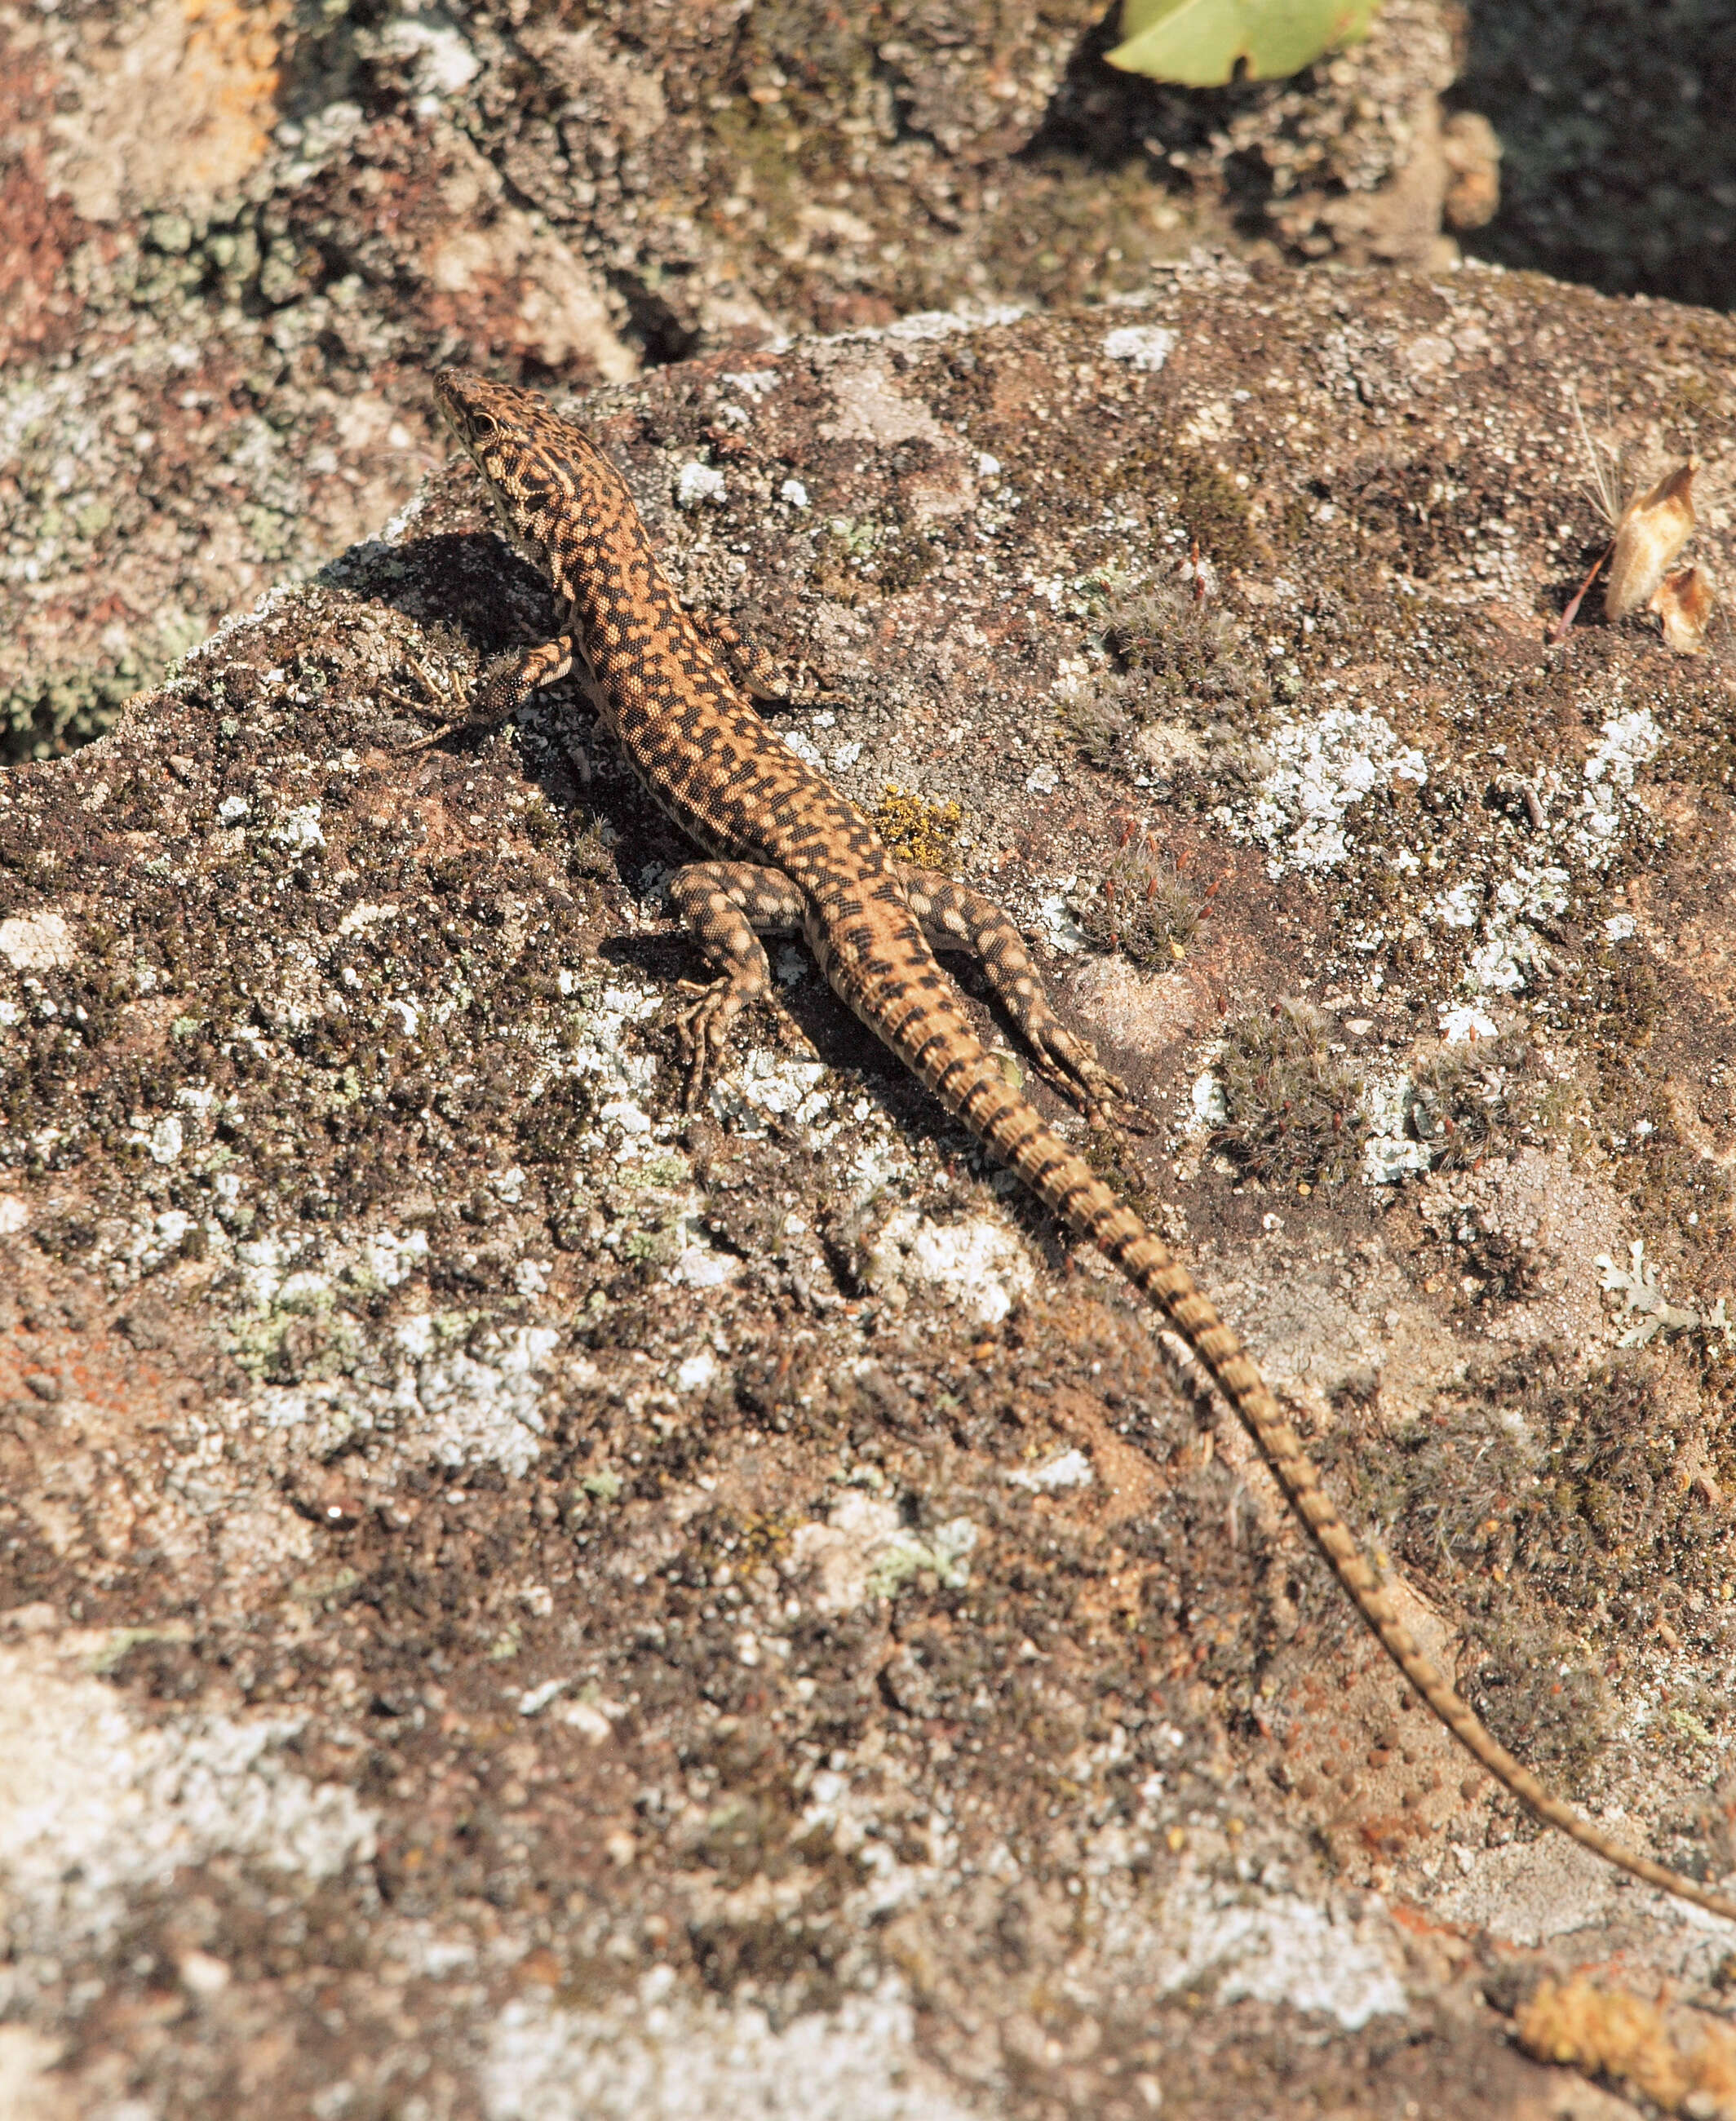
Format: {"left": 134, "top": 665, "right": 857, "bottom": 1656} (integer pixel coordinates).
{"left": 900, "top": 866, "right": 1136, "bottom": 1129}
{"left": 666, "top": 861, "right": 807, "bottom": 1105}
{"left": 393, "top": 634, "right": 578, "bottom": 752}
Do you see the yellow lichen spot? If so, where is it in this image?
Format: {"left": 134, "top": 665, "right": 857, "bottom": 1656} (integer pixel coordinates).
{"left": 872, "top": 784, "right": 964, "bottom": 874}
{"left": 1516, "top": 1976, "right": 1736, "bottom": 2116}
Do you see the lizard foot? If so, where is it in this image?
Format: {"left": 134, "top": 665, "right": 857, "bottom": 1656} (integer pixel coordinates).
{"left": 669, "top": 978, "right": 744, "bottom": 1110}
{"left": 687, "top": 606, "right": 846, "bottom": 710}
{"left": 1025, "top": 1025, "right": 1149, "bottom": 1136}
{"left": 382, "top": 656, "right": 482, "bottom": 754}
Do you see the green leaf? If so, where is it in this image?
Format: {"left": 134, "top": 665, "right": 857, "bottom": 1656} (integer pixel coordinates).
{"left": 1107, "top": 0, "right": 1381, "bottom": 86}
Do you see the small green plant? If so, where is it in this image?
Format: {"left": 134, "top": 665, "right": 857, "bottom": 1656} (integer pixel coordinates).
{"left": 1108, "top": 0, "right": 1381, "bottom": 86}
{"left": 1211, "top": 999, "right": 1364, "bottom": 1189}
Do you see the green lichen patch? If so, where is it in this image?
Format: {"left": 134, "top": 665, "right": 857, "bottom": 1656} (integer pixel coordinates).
{"left": 808, "top": 514, "right": 941, "bottom": 604}
{"left": 2, "top": 659, "right": 150, "bottom": 767}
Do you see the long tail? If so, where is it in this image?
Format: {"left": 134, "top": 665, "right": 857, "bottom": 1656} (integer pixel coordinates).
{"left": 909, "top": 1026, "right": 1736, "bottom": 1921}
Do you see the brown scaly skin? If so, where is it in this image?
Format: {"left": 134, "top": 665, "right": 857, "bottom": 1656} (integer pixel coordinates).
{"left": 427, "top": 367, "right": 1736, "bottom": 1924}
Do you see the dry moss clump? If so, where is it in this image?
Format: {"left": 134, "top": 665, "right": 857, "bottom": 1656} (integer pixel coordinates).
{"left": 1334, "top": 1348, "right": 1736, "bottom": 1783}
{"left": 1211, "top": 999, "right": 1365, "bottom": 1190}
{"left": 1065, "top": 582, "right": 1271, "bottom": 795}
{"left": 1406, "top": 1029, "right": 1572, "bottom": 1171}
{"left": 1074, "top": 831, "right": 1204, "bottom": 969}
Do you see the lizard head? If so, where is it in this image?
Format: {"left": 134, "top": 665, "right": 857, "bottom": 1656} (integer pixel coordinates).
{"left": 432, "top": 369, "right": 626, "bottom": 580}
{"left": 432, "top": 369, "right": 580, "bottom": 569}
{"left": 432, "top": 369, "right": 550, "bottom": 489}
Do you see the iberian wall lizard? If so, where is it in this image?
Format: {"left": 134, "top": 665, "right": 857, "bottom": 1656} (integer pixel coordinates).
{"left": 424, "top": 367, "right": 1736, "bottom": 1924}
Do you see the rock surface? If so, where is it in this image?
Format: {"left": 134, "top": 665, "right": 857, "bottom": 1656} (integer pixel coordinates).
{"left": 1, "top": 0, "right": 1474, "bottom": 765}
{"left": 4, "top": 261, "right": 1736, "bottom": 2116}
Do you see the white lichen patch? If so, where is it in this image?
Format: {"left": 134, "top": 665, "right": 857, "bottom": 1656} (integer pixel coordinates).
{"left": 1035, "top": 891, "right": 1088, "bottom": 955}
{"left": 483, "top": 1975, "right": 971, "bottom": 2121}
{"left": 1361, "top": 1066, "right": 1434, "bottom": 1185}
{"left": 270, "top": 802, "right": 326, "bottom": 853}
{"left": 1439, "top": 1004, "right": 1498, "bottom": 1043}
{"left": 1102, "top": 324, "right": 1176, "bottom": 372}
{"left": 1190, "top": 1069, "right": 1229, "bottom": 1127}
{"left": 673, "top": 1349, "right": 718, "bottom": 1396}
{"left": 337, "top": 900, "right": 399, "bottom": 937}
{"left": 1139, "top": 1875, "right": 1407, "bottom": 2030}
{"left": 1577, "top": 706, "right": 1662, "bottom": 853}
{"left": 253, "top": 1322, "right": 563, "bottom": 1476}
{"left": 1427, "top": 1825, "right": 1628, "bottom": 1948}
{"left": 709, "top": 1053, "right": 838, "bottom": 1144}
{"left": 0, "top": 1633, "right": 375, "bottom": 1955}
{"left": 668, "top": 1225, "right": 741, "bottom": 1290}
{"left": 1238, "top": 707, "right": 1427, "bottom": 874}
{"left": 863, "top": 1209, "right": 1034, "bottom": 1325}
{"left": 396, "top": 1322, "right": 561, "bottom": 1477}
{"left": 569, "top": 980, "right": 663, "bottom": 1096}
{"left": 676, "top": 462, "right": 727, "bottom": 509}
{"left": 1598, "top": 1239, "right": 1734, "bottom": 1351}
{"left": 790, "top": 1490, "right": 977, "bottom": 1613}
{"left": 1007, "top": 1448, "right": 1093, "bottom": 1492}
{"left": 0, "top": 910, "right": 76, "bottom": 972}
{"left": 357, "top": 1226, "right": 431, "bottom": 1290}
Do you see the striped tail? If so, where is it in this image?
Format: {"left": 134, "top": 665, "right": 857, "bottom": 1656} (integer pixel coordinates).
{"left": 906, "top": 1011, "right": 1736, "bottom": 1923}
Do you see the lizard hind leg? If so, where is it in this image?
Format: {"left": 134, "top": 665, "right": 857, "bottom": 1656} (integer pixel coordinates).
{"left": 665, "top": 861, "right": 807, "bottom": 1106}
{"left": 900, "top": 866, "right": 1139, "bottom": 1131}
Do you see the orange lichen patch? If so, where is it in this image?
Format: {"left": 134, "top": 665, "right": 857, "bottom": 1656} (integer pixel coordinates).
{"left": 174, "top": 0, "right": 289, "bottom": 199}
{"left": 1516, "top": 1977, "right": 1736, "bottom": 2118}
{"left": 46, "top": 0, "right": 289, "bottom": 224}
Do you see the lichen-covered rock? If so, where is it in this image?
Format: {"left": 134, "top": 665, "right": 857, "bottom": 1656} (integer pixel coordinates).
{"left": 2, "top": 0, "right": 1477, "bottom": 767}
{"left": 3, "top": 265, "right": 1736, "bottom": 2117}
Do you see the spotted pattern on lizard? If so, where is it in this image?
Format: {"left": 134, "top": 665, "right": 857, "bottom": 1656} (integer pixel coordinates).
{"left": 426, "top": 366, "right": 1736, "bottom": 1924}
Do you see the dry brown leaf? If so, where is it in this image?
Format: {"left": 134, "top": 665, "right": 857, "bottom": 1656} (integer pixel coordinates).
{"left": 1650, "top": 564, "right": 1716, "bottom": 655}
{"left": 1605, "top": 459, "right": 1697, "bottom": 620}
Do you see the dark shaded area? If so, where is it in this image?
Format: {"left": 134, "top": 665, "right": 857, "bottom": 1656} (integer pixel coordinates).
{"left": 1455, "top": 0, "right": 1736, "bottom": 308}
{"left": 1018, "top": 8, "right": 1309, "bottom": 243}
